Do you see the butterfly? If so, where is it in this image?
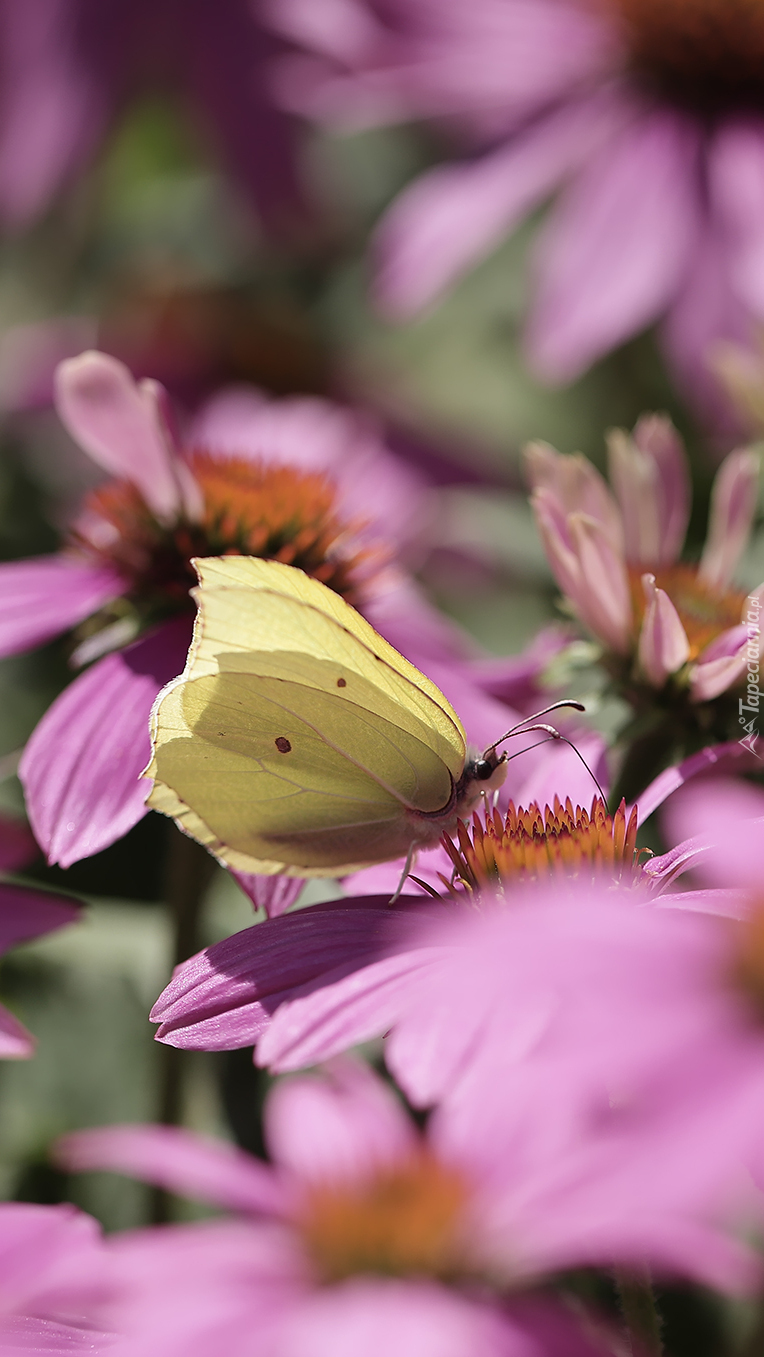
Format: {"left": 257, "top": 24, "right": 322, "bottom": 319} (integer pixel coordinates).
{"left": 146, "top": 556, "right": 584, "bottom": 878}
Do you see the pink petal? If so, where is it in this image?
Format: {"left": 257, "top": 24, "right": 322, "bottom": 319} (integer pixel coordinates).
{"left": 607, "top": 415, "right": 690, "bottom": 567}
{"left": 0, "top": 882, "right": 79, "bottom": 954}
{"left": 699, "top": 447, "right": 760, "bottom": 591}
{"left": 20, "top": 618, "right": 192, "bottom": 867}
{"left": 0, "top": 1202, "right": 101, "bottom": 1313}
{"left": 568, "top": 512, "right": 631, "bottom": 653}
{"left": 636, "top": 740, "right": 762, "bottom": 824}
{"left": 663, "top": 778, "right": 764, "bottom": 891}
{"left": 637, "top": 574, "right": 690, "bottom": 687}
{"left": 278, "top": 1280, "right": 519, "bottom": 1357}
{"left": 690, "top": 645, "right": 747, "bottom": 703}
{"left": 151, "top": 897, "right": 427, "bottom": 1051}
{"left": 528, "top": 109, "right": 700, "bottom": 380}
{"left": 265, "top": 1057, "right": 416, "bottom": 1184}
{"left": 56, "top": 1124, "right": 287, "bottom": 1217}
{"left": 660, "top": 219, "right": 756, "bottom": 438}
{"left": 0, "top": 554, "right": 122, "bottom": 659}
{"left": 373, "top": 94, "right": 617, "bottom": 319}
{"left": 0, "top": 815, "right": 37, "bottom": 872}
{"left": 231, "top": 874, "right": 303, "bottom": 919}
{"left": 54, "top": 351, "right": 190, "bottom": 521}
{"left": 525, "top": 441, "right": 623, "bottom": 546}
{"left": 258, "top": 948, "right": 439, "bottom": 1074}
{"left": 0, "top": 1005, "right": 35, "bottom": 1059}
{"left": 710, "top": 119, "right": 764, "bottom": 319}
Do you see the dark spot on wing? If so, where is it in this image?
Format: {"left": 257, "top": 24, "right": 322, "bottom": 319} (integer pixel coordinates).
{"left": 275, "top": 737, "right": 292, "bottom": 753}
{"left": 336, "top": 677, "right": 347, "bottom": 688}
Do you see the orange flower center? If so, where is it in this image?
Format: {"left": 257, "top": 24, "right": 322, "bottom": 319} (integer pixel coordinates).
{"left": 443, "top": 795, "right": 641, "bottom": 892}
{"left": 629, "top": 564, "right": 745, "bottom": 663}
{"left": 71, "top": 450, "right": 381, "bottom": 630}
{"left": 602, "top": 0, "right": 764, "bottom": 114}
{"left": 730, "top": 901, "right": 764, "bottom": 1021}
{"left": 297, "top": 1155, "right": 470, "bottom": 1284}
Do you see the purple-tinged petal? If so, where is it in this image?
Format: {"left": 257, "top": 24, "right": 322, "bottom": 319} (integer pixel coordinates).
{"left": 0, "top": 554, "right": 123, "bottom": 659}
{"left": 0, "top": 882, "right": 79, "bottom": 954}
{"left": 710, "top": 119, "right": 764, "bottom": 320}
{"left": 661, "top": 220, "right": 757, "bottom": 440}
{"left": 525, "top": 441, "right": 622, "bottom": 546}
{"left": 637, "top": 573, "right": 690, "bottom": 687}
{"left": 265, "top": 1057, "right": 416, "bottom": 1184}
{"left": 20, "top": 617, "right": 192, "bottom": 867}
{"left": 259, "top": 949, "right": 440, "bottom": 1074}
{"left": 0, "top": 0, "right": 108, "bottom": 228}
{"left": 513, "top": 731, "right": 608, "bottom": 811}
{"left": 607, "top": 415, "right": 690, "bottom": 567}
{"left": 657, "top": 888, "right": 748, "bottom": 918}
{"left": 151, "top": 897, "right": 429, "bottom": 1051}
{"left": 664, "top": 779, "right": 764, "bottom": 891}
{"left": 636, "top": 741, "right": 762, "bottom": 824}
{"left": 278, "top": 1279, "right": 526, "bottom": 1357}
{"left": 56, "top": 1124, "right": 287, "bottom": 1217}
{"left": 699, "top": 447, "right": 760, "bottom": 590}
{"left": 0, "top": 1202, "right": 101, "bottom": 1314}
{"left": 528, "top": 109, "right": 700, "bottom": 381}
{"left": 0, "top": 815, "right": 36, "bottom": 872}
{"left": 54, "top": 351, "right": 192, "bottom": 522}
{"left": 568, "top": 512, "right": 631, "bottom": 653}
{"left": 468, "top": 625, "right": 571, "bottom": 711}
{"left": 690, "top": 644, "right": 748, "bottom": 703}
{"left": 0, "top": 1005, "right": 35, "bottom": 1060}
{"left": 530, "top": 490, "right": 631, "bottom": 652}
{"left": 231, "top": 873, "right": 303, "bottom": 919}
{"left": 372, "top": 94, "right": 618, "bottom": 319}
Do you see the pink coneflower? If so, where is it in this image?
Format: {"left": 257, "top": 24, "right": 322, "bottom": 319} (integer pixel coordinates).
{"left": 270, "top": 0, "right": 764, "bottom": 422}
{"left": 0, "top": 350, "right": 446, "bottom": 868}
{"left": 527, "top": 413, "right": 762, "bottom": 705}
{"left": 148, "top": 740, "right": 745, "bottom": 1070}
{"left": 55, "top": 1057, "right": 749, "bottom": 1357}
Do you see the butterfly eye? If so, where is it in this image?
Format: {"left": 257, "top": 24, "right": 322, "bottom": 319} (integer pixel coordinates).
{"left": 275, "top": 737, "right": 292, "bottom": 753}
{"left": 473, "top": 758, "right": 495, "bottom": 781}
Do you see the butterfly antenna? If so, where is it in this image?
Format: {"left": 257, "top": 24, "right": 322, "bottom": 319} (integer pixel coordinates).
{"left": 483, "top": 700, "right": 586, "bottom": 757}
{"left": 499, "top": 722, "right": 606, "bottom": 801}
{"left": 389, "top": 841, "right": 417, "bottom": 905}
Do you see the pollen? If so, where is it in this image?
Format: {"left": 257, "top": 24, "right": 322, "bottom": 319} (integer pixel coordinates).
{"left": 603, "top": 0, "right": 764, "bottom": 115}
{"left": 71, "top": 451, "right": 382, "bottom": 631}
{"left": 629, "top": 564, "right": 746, "bottom": 664}
{"left": 443, "top": 795, "right": 641, "bottom": 892}
{"left": 297, "top": 1154, "right": 470, "bottom": 1285}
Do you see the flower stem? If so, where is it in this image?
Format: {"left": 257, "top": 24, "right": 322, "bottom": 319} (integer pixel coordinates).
{"left": 151, "top": 828, "right": 215, "bottom": 1223}
{"left": 615, "top": 1267, "right": 664, "bottom": 1357}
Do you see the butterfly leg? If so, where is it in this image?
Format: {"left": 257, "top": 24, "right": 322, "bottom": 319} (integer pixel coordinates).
{"left": 389, "top": 841, "right": 417, "bottom": 905}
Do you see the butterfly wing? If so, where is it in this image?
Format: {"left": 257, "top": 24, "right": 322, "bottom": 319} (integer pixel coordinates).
{"left": 146, "top": 558, "right": 467, "bottom": 876}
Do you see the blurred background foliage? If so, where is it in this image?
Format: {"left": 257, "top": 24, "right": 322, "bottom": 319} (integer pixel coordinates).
{"left": 0, "top": 82, "right": 757, "bottom": 1232}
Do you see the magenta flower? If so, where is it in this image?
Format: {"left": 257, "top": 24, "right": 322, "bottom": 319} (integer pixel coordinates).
{"left": 0, "top": 878, "right": 81, "bottom": 1057}
{"left": 55, "top": 1057, "right": 747, "bottom": 1357}
{"left": 0, "top": 0, "right": 305, "bottom": 232}
{"left": 0, "top": 1201, "right": 108, "bottom": 1352}
{"left": 2, "top": 349, "right": 449, "bottom": 868}
{"left": 527, "top": 413, "right": 762, "bottom": 702}
{"left": 271, "top": 0, "right": 764, "bottom": 420}
{"left": 148, "top": 740, "right": 746, "bottom": 1064}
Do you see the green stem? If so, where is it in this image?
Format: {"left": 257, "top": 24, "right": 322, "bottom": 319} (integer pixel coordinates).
{"left": 151, "top": 829, "right": 215, "bottom": 1224}
{"left": 615, "top": 1267, "right": 664, "bottom": 1357}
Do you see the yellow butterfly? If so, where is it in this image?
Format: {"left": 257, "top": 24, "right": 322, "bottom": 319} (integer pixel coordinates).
{"left": 146, "top": 556, "right": 578, "bottom": 878}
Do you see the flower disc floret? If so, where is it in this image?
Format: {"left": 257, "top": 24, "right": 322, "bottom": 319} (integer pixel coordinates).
{"left": 607, "top": 0, "right": 764, "bottom": 114}
{"left": 298, "top": 1153, "right": 471, "bottom": 1284}
{"left": 73, "top": 450, "right": 378, "bottom": 635}
{"left": 442, "top": 795, "right": 641, "bottom": 893}
{"left": 628, "top": 563, "right": 747, "bottom": 663}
